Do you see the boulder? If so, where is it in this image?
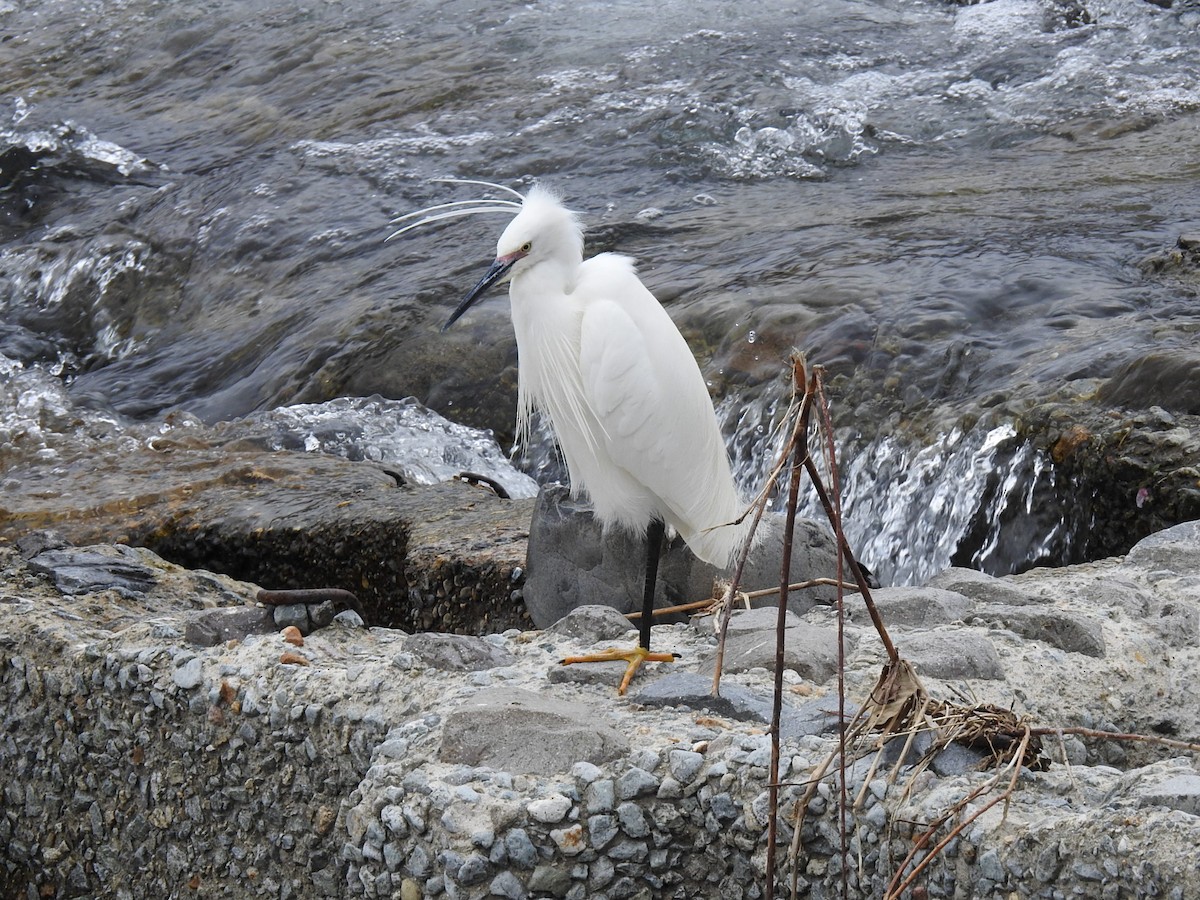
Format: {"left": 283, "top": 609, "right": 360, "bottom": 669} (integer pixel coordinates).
{"left": 523, "top": 484, "right": 839, "bottom": 628}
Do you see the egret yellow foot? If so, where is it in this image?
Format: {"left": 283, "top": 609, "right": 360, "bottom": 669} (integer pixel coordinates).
{"left": 560, "top": 645, "right": 680, "bottom": 695}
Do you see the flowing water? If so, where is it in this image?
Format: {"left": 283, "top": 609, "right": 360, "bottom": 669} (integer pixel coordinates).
{"left": 2, "top": 0, "right": 1199, "bottom": 583}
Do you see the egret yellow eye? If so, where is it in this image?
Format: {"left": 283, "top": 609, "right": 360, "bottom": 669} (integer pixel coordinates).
{"left": 521, "top": 241, "right": 532, "bottom": 253}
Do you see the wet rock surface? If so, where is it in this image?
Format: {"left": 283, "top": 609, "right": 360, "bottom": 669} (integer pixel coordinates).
{"left": 1, "top": 520, "right": 1198, "bottom": 899}
{"left": 0, "top": 445, "right": 535, "bottom": 635}
{"left": 1003, "top": 396, "right": 1200, "bottom": 566}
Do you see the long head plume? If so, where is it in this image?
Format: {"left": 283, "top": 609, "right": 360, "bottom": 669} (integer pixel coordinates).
{"left": 385, "top": 178, "right": 526, "bottom": 241}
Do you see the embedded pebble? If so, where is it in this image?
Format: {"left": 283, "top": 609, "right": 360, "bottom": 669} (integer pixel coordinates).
{"left": 172, "top": 657, "right": 203, "bottom": 689}
{"left": 527, "top": 793, "right": 572, "bottom": 824}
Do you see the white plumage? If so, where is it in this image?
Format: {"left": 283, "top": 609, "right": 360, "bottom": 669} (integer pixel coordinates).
{"left": 447, "top": 184, "right": 747, "bottom": 569}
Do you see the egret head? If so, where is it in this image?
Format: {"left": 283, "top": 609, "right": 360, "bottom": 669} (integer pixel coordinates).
{"left": 443, "top": 184, "right": 583, "bottom": 330}
{"left": 387, "top": 179, "right": 584, "bottom": 330}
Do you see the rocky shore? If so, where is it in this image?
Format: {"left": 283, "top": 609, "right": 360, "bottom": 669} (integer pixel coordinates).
{"left": 2, "top": 502, "right": 1198, "bottom": 897}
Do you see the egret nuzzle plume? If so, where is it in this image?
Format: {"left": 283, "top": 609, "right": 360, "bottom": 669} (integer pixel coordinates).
{"left": 398, "top": 179, "right": 749, "bottom": 694}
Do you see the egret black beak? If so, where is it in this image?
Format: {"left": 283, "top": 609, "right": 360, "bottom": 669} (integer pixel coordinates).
{"left": 442, "top": 257, "right": 516, "bottom": 331}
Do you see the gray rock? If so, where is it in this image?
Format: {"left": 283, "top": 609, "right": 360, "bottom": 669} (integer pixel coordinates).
{"left": 971, "top": 605, "right": 1105, "bottom": 657}
{"left": 1149, "top": 597, "right": 1200, "bottom": 648}
{"left": 27, "top": 546, "right": 157, "bottom": 598}
{"left": 868, "top": 586, "right": 972, "bottom": 627}
{"left": 1138, "top": 774, "right": 1200, "bottom": 816}
{"left": 545, "top": 604, "right": 635, "bottom": 643}
{"left": 926, "top": 568, "right": 1040, "bottom": 607}
{"left": 1079, "top": 579, "right": 1153, "bottom": 617}
{"left": 503, "top": 829, "right": 537, "bottom": 869}
{"left": 1127, "top": 520, "right": 1200, "bottom": 576}
{"left": 787, "top": 693, "right": 860, "bottom": 738}
{"left": 172, "top": 657, "right": 203, "bottom": 690}
{"left": 184, "top": 606, "right": 277, "bottom": 646}
{"left": 667, "top": 750, "right": 704, "bottom": 783}
{"left": 929, "top": 741, "right": 990, "bottom": 776}
{"left": 438, "top": 688, "right": 628, "bottom": 775}
{"left": 615, "top": 768, "right": 658, "bottom": 801}
{"left": 697, "top": 607, "right": 850, "bottom": 683}
{"left": 404, "top": 632, "right": 517, "bottom": 671}
{"left": 523, "top": 485, "right": 838, "bottom": 628}
{"left": 528, "top": 863, "right": 572, "bottom": 898}
{"left": 588, "top": 814, "right": 619, "bottom": 849}
{"left": 546, "top": 657, "right": 636, "bottom": 690}
{"left": 584, "top": 779, "right": 616, "bottom": 814}
{"left": 631, "top": 672, "right": 852, "bottom": 739}
{"left": 902, "top": 629, "right": 1005, "bottom": 680}
{"left": 489, "top": 870, "right": 527, "bottom": 900}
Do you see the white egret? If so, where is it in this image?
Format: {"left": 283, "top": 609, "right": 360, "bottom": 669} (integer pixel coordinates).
{"left": 397, "top": 180, "right": 748, "bottom": 693}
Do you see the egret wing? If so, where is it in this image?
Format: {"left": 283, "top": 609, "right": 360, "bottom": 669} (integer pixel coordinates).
{"left": 578, "top": 298, "right": 667, "bottom": 466}
{"left": 576, "top": 256, "right": 744, "bottom": 565}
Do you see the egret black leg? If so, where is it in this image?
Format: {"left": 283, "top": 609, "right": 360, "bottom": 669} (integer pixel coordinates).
{"left": 639, "top": 518, "right": 666, "bottom": 651}
{"left": 559, "top": 516, "right": 675, "bottom": 695}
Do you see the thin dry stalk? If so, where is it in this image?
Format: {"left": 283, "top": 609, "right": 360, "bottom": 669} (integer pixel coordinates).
{"left": 712, "top": 355, "right": 815, "bottom": 697}
{"left": 1030, "top": 725, "right": 1200, "bottom": 754}
{"left": 765, "top": 357, "right": 814, "bottom": 900}
{"left": 623, "top": 577, "right": 861, "bottom": 622}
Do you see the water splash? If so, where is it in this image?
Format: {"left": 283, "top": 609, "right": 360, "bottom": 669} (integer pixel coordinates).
{"left": 719, "top": 387, "right": 1074, "bottom": 586}
{"left": 0, "top": 240, "right": 155, "bottom": 367}
{"left": 821, "top": 424, "right": 1034, "bottom": 586}
{"left": 214, "top": 396, "right": 539, "bottom": 499}
{"left": 0, "top": 354, "right": 127, "bottom": 464}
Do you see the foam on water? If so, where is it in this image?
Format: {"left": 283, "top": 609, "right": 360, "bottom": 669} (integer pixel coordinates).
{"left": 698, "top": 0, "right": 1200, "bottom": 179}
{"left": 214, "top": 396, "right": 538, "bottom": 499}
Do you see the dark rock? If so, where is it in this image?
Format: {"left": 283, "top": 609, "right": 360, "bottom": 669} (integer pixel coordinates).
{"left": 901, "top": 629, "right": 1005, "bottom": 680}
{"left": 875, "top": 730, "right": 988, "bottom": 776}
{"left": 27, "top": 546, "right": 157, "bottom": 598}
{"left": 271, "top": 603, "right": 311, "bottom": 633}
{"left": 0, "top": 448, "right": 533, "bottom": 635}
{"left": 439, "top": 688, "right": 629, "bottom": 775}
{"left": 930, "top": 741, "right": 990, "bottom": 777}
{"left": 869, "top": 587, "right": 972, "bottom": 627}
{"left": 528, "top": 863, "right": 573, "bottom": 898}
{"left": 697, "top": 606, "right": 851, "bottom": 683}
{"left": 14, "top": 531, "right": 69, "bottom": 558}
{"left": 926, "top": 568, "right": 1040, "bottom": 607}
{"left": 1098, "top": 351, "right": 1200, "bottom": 416}
{"left": 970, "top": 605, "right": 1105, "bottom": 657}
{"left": 995, "top": 399, "right": 1200, "bottom": 568}
{"left": 184, "top": 606, "right": 277, "bottom": 647}
{"left": 404, "top": 633, "right": 517, "bottom": 671}
{"left": 310, "top": 600, "right": 338, "bottom": 629}
{"left": 523, "top": 485, "right": 839, "bottom": 630}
